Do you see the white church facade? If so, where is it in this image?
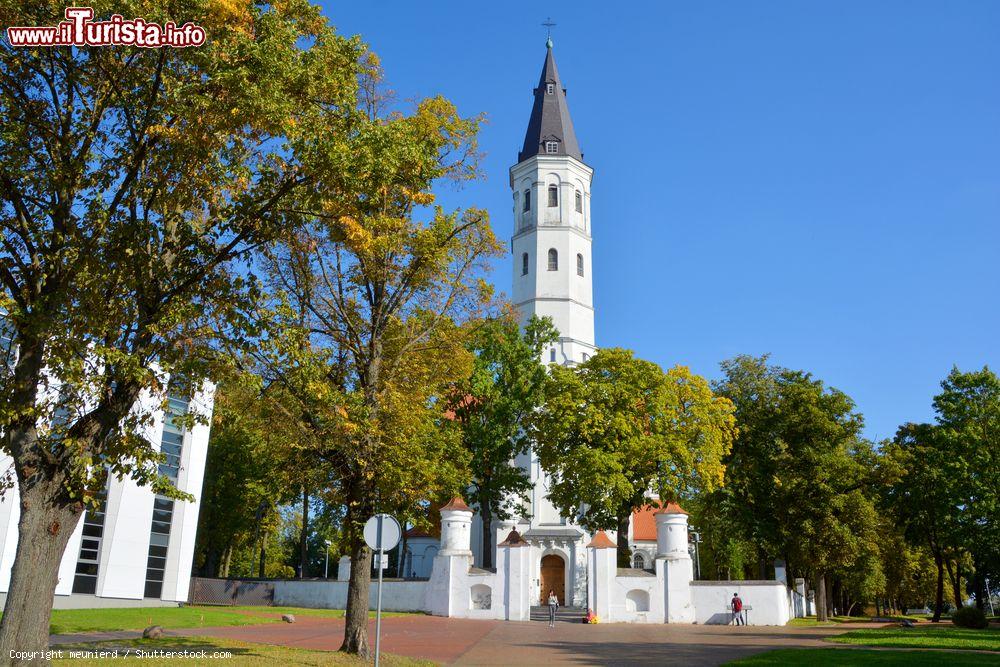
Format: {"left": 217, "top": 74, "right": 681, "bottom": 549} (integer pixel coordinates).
{"left": 401, "top": 40, "right": 803, "bottom": 625}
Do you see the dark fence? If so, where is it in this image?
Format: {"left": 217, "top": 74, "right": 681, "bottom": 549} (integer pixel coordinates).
{"left": 188, "top": 577, "right": 275, "bottom": 606}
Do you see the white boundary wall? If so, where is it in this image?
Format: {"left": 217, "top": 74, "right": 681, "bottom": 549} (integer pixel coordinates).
{"left": 274, "top": 580, "right": 428, "bottom": 612}
{"left": 690, "top": 581, "right": 792, "bottom": 626}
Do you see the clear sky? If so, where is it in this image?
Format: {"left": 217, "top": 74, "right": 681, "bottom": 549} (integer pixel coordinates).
{"left": 318, "top": 0, "right": 1000, "bottom": 442}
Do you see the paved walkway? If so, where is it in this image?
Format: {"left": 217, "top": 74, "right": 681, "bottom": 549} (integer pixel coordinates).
{"left": 52, "top": 616, "right": 885, "bottom": 665}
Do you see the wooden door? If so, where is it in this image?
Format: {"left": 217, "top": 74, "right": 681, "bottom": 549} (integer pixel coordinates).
{"left": 539, "top": 554, "right": 565, "bottom": 605}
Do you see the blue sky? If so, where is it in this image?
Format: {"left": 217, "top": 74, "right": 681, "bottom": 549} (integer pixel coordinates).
{"left": 319, "top": 1, "right": 1000, "bottom": 441}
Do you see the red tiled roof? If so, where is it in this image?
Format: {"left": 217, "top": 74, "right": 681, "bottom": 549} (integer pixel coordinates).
{"left": 404, "top": 526, "right": 439, "bottom": 539}
{"left": 586, "top": 530, "right": 617, "bottom": 549}
{"left": 631, "top": 503, "right": 661, "bottom": 541}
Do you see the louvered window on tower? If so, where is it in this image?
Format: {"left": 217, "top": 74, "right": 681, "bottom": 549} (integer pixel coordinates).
{"left": 548, "top": 248, "right": 558, "bottom": 271}
{"left": 575, "top": 190, "right": 583, "bottom": 213}
{"left": 577, "top": 253, "right": 584, "bottom": 277}
{"left": 546, "top": 83, "right": 554, "bottom": 94}
{"left": 522, "top": 253, "right": 529, "bottom": 275}
{"left": 545, "top": 141, "right": 558, "bottom": 154}
{"left": 523, "top": 190, "right": 531, "bottom": 211}
{"left": 548, "top": 186, "right": 558, "bottom": 207}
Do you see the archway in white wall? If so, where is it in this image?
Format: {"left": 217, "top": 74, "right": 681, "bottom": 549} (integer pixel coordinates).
{"left": 539, "top": 547, "right": 572, "bottom": 606}
{"left": 626, "top": 589, "right": 650, "bottom": 612}
{"left": 470, "top": 583, "right": 492, "bottom": 610}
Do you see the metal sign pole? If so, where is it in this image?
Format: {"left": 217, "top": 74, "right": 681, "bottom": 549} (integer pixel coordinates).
{"left": 374, "top": 514, "right": 384, "bottom": 667}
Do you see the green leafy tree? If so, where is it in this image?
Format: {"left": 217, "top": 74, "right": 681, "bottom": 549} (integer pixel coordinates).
{"left": 449, "top": 313, "right": 557, "bottom": 569}
{"left": 531, "top": 348, "right": 736, "bottom": 566}
{"left": 882, "top": 422, "right": 963, "bottom": 621}
{"left": 932, "top": 366, "right": 1000, "bottom": 610}
{"left": 0, "top": 0, "right": 365, "bottom": 654}
{"left": 712, "top": 356, "right": 880, "bottom": 621}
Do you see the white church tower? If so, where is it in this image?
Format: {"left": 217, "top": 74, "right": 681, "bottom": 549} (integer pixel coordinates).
{"left": 510, "top": 37, "right": 595, "bottom": 366}
{"left": 491, "top": 38, "right": 597, "bottom": 608}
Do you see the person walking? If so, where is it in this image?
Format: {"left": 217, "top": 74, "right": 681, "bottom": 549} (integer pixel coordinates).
{"left": 731, "top": 592, "right": 745, "bottom": 626}
{"left": 547, "top": 589, "right": 559, "bottom": 627}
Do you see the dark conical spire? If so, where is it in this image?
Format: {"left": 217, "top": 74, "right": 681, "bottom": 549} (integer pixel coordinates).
{"left": 518, "top": 41, "right": 583, "bottom": 163}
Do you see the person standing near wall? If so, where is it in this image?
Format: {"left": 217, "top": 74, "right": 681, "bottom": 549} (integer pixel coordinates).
{"left": 731, "top": 593, "right": 745, "bottom": 626}
{"left": 548, "top": 589, "right": 559, "bottom": 627}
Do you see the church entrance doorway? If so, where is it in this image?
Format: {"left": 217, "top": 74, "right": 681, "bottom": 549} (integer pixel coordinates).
{"left": 540, "top": 554, "right": 565, "bottom": 605}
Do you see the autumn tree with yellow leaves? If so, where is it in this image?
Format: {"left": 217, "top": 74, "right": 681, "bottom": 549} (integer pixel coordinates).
{"left": 233, "top": 69, "right": 503, "bottom": 654}
{"left": 0, "top": 0, "right": 372, "bottom": 657}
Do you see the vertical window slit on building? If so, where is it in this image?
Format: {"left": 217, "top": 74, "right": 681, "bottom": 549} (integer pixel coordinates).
{"left": 72, "top": 479, "right": 109, "bottom": 594}
{"left": 548, "top": 248, "right": 558, "bottom": 271}
{"left": 548, "top": 185, "right": 558, "bottom": 207}
{"left": 523, "top": 189, "right": 531, "bottom": 212}
{"left": 577, "top": 253, "right": 584, "bottom": 277}
{"left": 522, "top": 253, "right": 529, "bottom": 276}
{"left": 575, "top": 190, "right": 583, "bottom": 213}
{"left": 143, "top": 389, "right": 190, "bottom": 599}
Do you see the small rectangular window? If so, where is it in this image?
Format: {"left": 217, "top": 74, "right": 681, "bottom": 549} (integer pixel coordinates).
{"left": 550, "top": 349, "right": 556, "bottom": 363}
{"left": 546, "top": 83, "right": 554, "bottom": 95}
{"left": 545, "top": 141, "right": 558, "bottom": 154}
{"left": 523, "top": 190, "right": 531, "bottom": 212}
{"left": 576, "top": 253, "right": 584, "bottom": 277}
{"left": 548, "top": 186, "right": 558, "bottom": 207}
{"left": 521, "top": 253, "right": 529, "bottom": 276}
{"left": 575, "top": 191, "right": 583, "bottom": 213}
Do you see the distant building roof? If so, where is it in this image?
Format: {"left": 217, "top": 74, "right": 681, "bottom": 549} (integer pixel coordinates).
{"left": 631, "top": 503, "right": 661, "bottom": 541}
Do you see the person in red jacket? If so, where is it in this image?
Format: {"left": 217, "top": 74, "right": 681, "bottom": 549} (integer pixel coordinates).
{"left": 731, "top": 593, "right": 745, "bottom": 626}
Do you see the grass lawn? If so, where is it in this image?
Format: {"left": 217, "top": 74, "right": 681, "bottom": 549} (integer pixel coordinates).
{"left": 729, "top": 648, "right": 998, "bottom": 666}
{"left": 37, "top": 605, "right": 417, "bottom": 634}
{"left": 47, "top": 607, "right": 279, "bottom": 634}
{"left": 828, "top": 626, "right": 1000, "bottom": 651}
{"left": 52, "top": 636, "right": 433, "bottom": 666}
{"left": 787, "top": 616, "right": 868, "bottom": 627}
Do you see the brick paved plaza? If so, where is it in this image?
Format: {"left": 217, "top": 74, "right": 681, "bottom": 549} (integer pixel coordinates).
{"left": 164, "top": 615, "right": 879, "bottom": 665}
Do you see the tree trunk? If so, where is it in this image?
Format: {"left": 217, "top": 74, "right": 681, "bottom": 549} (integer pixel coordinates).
{"left": 616, "top": 506, "right": 633, "bottom": 568}
{"left": 340, "top": 476, "right": 374, "bottom": 658}
{"left": 258, "top": 540, "right": 266, "bottom": 579}
{"left": 0, "top": 477, "right": 83, "bottom": 664}
{"left": 299, "top": 486, "right": 309, "bottom": 578}
{"left": 221, "top": 543, "right": 232, "bottom": 578}
{"left": 973, "top": 556, "right": 987, "bottom": 610}
{"left": 945, "top": 558, "right": 963, "bottom": 607}
{"left": 932, "top": 549, "right": 944, "bottom": 622}
{"left": 340, "top": 534, "right": 373, "bottom": 658}
{"left": 480, "top": 500, "right": 493, "bottom": 570}
{"left": 816, "top": 573, "right": 828, "bottom": 621}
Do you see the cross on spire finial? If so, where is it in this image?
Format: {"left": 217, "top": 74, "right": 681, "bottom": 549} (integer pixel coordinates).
{"left": 542, "top": 17, "right": 556, "bottom": 47}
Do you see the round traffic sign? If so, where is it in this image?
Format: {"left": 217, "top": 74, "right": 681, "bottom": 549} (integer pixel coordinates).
{"left": 363, "top": 513, "right": 401, "bottom": 552}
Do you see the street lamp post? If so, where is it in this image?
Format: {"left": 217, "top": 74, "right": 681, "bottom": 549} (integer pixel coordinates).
{"left": 324, "top": 540, "right": 331, "bottom": 579}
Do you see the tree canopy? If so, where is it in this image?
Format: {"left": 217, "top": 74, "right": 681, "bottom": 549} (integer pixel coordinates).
{"left": 531, "top": 348, "right": 736, "bottom": 566}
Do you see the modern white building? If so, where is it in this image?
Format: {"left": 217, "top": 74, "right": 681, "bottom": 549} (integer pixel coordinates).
{"left": 0, "top": 383, "right": 213, "bottom": 608}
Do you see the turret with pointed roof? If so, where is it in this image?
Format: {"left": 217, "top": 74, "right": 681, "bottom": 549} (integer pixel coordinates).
{"left": 518, "top": 39, "right": 583, "bottom": 163}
